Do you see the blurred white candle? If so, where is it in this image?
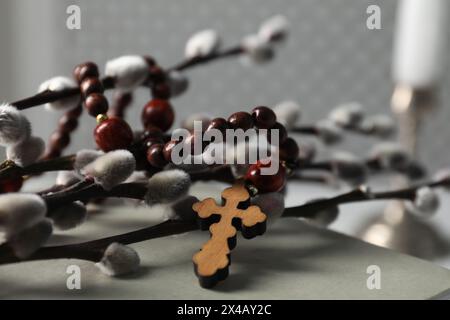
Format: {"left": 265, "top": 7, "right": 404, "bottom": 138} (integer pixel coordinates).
{"left": 392, "top": 0, "right": 448, "bottom": 88}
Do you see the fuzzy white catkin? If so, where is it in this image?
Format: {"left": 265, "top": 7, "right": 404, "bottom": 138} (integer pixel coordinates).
{"left": 83, "top": 150, "right": 136, "bottom": 190}
{"left": 369, "top": 142, "right": 410, "bottom": 170}
{"left": 232, "top": 139, "right": 277, "bottom": 169}
{"left": 170, "top": 156, "right": 209, "bottom": 173}
{"left": 251, "top": 192, "right": 285, "bottom": 224}
{"left": 6, "top": 136, "right": 45, "bottom": 167}
{"left": 181, "top": 113, "right": 211, "bottom": 132}
{"left": 105, "top": 55, "right": 149, "bottom": 92}
{"left": 0, "top": 104, "right": 31, "bottom": 147}
{"left": 240, "top": 34, "right": 274, "bottom": 65}
{"left": 124, "top": 171, "right": 148, "bottom": 183}
{"left": 297, "top": 141, "right": 316, "bottom": 163}
{"left": 74, "top": 149, "right": 104, "bottom": 173}
{"left": 38, "top": 76, "right": 80, "bottom": 111}
{"left": 56, "top": 170, "right": 80, "bottom": 186}
{"left": 315, "top": 119, "right": 343, "bottom": 144}
{"left": 167, "top": 71, "right": 189, "bottom": 97}
{"left": 145, "top": 169, "right": 191, "bottom": 206}
{"left": 258, "top": 14, "right": 289, "bottom": 43}
{"left": 49, "top": 201, "right": 87, "bottom": 230}
{"left": 0, "top": 193, "right": 47, "bottom": 237}
{"left": 408, "top": 187, "right": 440, "bottom": 218}
{"left": 273, "top": 101, "right": 301, "bottom": 130}
{"left": 185, "top": 29, "right": 221, "bottom": 59}
{"left": 328, "top": 102, "right": 364, "bottom": 127}
{"left": 96, "top": 243, "right": 140, "bottom": 277}
{"left": 230, "top": 164, "right": 250, "bottom": 179}
{"left": 8, "top": 218, "right": 53, "bottom": 259}
{"left": 360, "top": 114, "right": 395, "bottom": 138}
{"left": 331, "top": 152, "right": 367, "bottom": 186}
{"left": 163, "top": 196, "right": 199, "bottom": 221}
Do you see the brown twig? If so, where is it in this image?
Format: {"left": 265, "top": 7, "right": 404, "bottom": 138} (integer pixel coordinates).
{"left": 291, "top": 125, "right": 380, "bottom": 137}
{"left": 0, "top": 155, "right": 76, "bottom": 180}
{"left": 42, "top": 165, "right": 235, "bottom": 210}
{"left": 283, "top": 177, "right": 449, "bottom": 218}
{"left": 167, "top": 46, "right": 243, "bottom": 72}
{"left": 0, "top": 220, "right": 198, "bottom": 264}
{"left": 11, "top": 77, "right": 115, "bottom": 110}
{"left": 292, "top": 158, "right": 424, "bottom": 179}
{"left": 9, "top": 46, "right": 244, "bottom": 111}
{"left": 43, "top": 182, "right": 148, "bottom": 210}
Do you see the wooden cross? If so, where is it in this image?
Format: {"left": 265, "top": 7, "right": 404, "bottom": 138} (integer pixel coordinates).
{"left": 192, "top": 184, "right": 267, "bottom": 288}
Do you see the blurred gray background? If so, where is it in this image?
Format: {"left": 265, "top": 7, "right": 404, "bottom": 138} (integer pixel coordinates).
{"left": 0, "top": 0, "right": 448, "bottom": 169}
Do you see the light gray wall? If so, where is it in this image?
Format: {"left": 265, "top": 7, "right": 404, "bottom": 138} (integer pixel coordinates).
{"left": 0, "top": 0, "right": 448, "bottom": 170}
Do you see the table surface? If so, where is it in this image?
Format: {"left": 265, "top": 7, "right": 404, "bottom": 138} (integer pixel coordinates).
{"left": 1, "top": 177, "right": 450, "bottom": 299}
{"left": 283, "top": 177, "right": 450, "bottom": 269}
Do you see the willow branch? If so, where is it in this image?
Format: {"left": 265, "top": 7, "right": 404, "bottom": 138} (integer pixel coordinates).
{"left": 167, "top": 46, "right": 243, "bottom": 72}
{"left": 283, "top": 178, "right": 449, "bottom": 218}
{"left": 42, "top": 165, "right": 235, "bottom": 210}
{"left": 293, "top": 158, "right": 421, "bottom": 177}
{"left": 0, "top": 155, "right": 76, "bottom": 180}
{"left": 42, "top": 182, "right": 148, "bottom": 210}
{"left": 10, "top": 45, "right": 244, "bottom": 110}
{"left": 11, "top": 77, "right": 115, "bottom": 110}
{"left": 0, "top": 220, "right": 198, "bottom": 264}
{"left": 291, "top": 125, "right": 381, "bottom": 137}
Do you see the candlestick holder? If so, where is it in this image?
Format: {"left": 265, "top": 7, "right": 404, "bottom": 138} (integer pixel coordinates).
{"left": 357, "top": 85, "right": 449, "bottom": 259}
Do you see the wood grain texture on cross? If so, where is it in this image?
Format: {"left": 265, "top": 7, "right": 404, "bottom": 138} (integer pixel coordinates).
{"left": 192, "top": 184, "right": 267, "bottom": 288}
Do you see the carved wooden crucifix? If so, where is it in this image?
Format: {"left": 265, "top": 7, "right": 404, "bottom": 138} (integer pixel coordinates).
{"left": 192, "top": 184, "right": 267, "bottom": 288}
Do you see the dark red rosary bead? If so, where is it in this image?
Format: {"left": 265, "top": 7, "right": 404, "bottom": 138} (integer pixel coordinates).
{"left": 94, "top": 117, "right": 134, "bottom": 152}
{"left": 163, "top": 140, "right": 179, "bottom": 162}
{"left": 269, "top": 122, "right": 287, "bottom": 144}
{"left": 141, "top": 126, "right": 164, "bottom": 141}
{"left": 67, "top": 104, "right": 83, "bottom": 117}
{"left": 50, "top": 131, "right": 70, "bottom": 150}
{"left": 141, "top": 99, "right": 175, "bottom": 132}
{"left": 280, "top": 137, "right": 299, "bottom": 162}
{"left": 151, "top": 82, "right": 171, "bottom": 99}
{"left": 185, "top": 133, "right": 206, "bottom": 155}
{"left": 148, "top": 65, "right": 166, "bottom": 83}
{"left": 298, "top": 142, "right": 316, "bottom": 163}
{"left": 143, "top": 55, "right": 157, "bottom": 67}
{"left": 143, "top": 136, "right": 164, "bottom": 150}
{"left": 80, "top": 77, "right": 104, "bottom": 97}
{"left": 147, "top": 143, "right": 168, "bottom": 168}
{"left": 252, "top": 106, "right": 277, "bottom": 129}
{"left": 205, "top": 117, "right": 229, "bottom": 138}
{"left": 228, "top": 112, "right": 254, "bottom": 131}
{"left": 58, "top": 114, "right": 78, "bottom": 133}
{"left": 133, "top": 130, "right": 144, "bottom": 142}
{"left": 74, "top": 62, "right": 99, "bottom": 83}
{"left": 245, "top": 160, "right": 287, "bottom": 193}
{"left": 84, "top": 93, "right": 109, "bottom": 117}
{"left": 0, "top": 176, "right": 23, "bottom": 194}
{"left": 116, "top": 91, "right": 133, "bottom": 106}
{"left": 43, "top": 148, "right": 62, "bottom": 160}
